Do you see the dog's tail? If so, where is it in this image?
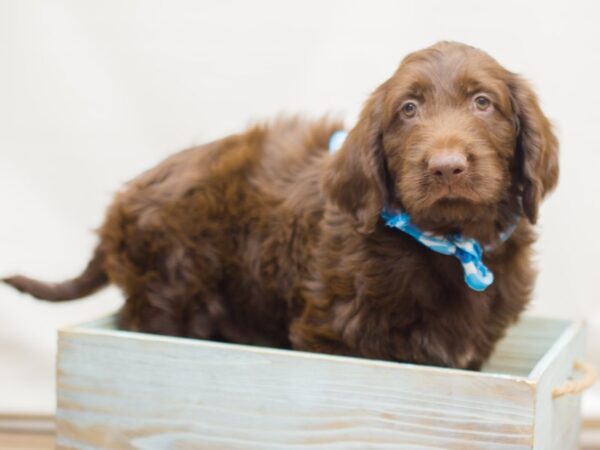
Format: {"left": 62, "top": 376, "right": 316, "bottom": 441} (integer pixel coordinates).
{"left": 2, "top": 245, "right": 109, "bottom": 301}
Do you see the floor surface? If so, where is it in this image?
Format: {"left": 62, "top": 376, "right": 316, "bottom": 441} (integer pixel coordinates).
{"left": 0, "top": 431, "right": 54, "bottom": 450}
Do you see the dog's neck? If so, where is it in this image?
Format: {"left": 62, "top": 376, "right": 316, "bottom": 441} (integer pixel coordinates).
{"left": 380, "top": 207, "right": 519, "bottom": 292}
{"left": 405, "top": 199, "right": 522, "bottom": 249}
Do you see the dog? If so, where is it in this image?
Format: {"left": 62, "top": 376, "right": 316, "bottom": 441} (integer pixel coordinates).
{"left": 3, "top": 42, "right": 558, "bottom": 369}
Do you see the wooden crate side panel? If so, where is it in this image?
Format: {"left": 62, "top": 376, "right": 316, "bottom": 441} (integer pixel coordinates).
{"left": 531, "top": 322, "right": 586, "bottom": 450}
{"left": 72, "top": 314, "right": 569, "bottom": 379}
{"left": 482, "top": 317, "right": 570, "bottom": 377}
{"left": 57, "top": 330, "right": 536, "bottom": 450}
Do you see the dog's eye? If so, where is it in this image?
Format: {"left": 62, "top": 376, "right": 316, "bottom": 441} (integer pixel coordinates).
{"left": 474, "top": 95, "right": 491, "bottom": 111}
{"left": 401, "top": 102, "right": 418, "bottom": 118}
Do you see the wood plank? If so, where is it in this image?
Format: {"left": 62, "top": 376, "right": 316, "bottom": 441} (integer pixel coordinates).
{"left": 530, "top": 321, "right": 586, "bottom": 450}
{"left": 482, "top": 316, "right": 570, "bottom": 377}
{"left": 70, "top": 313, "right": 571, "bottom": 379}
{"left": 57, "top": 328, "right": 536, "bottom": 450}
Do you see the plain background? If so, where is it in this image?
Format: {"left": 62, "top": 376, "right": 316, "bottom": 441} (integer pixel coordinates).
{"left": 1, "top": 0, "right": 599, "bottom": 422}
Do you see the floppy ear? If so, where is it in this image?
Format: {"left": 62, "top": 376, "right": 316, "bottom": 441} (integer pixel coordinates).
{"left": 510, "top": 75, "right": 559, "bottom": 224}
{"left": 322, "top": 84, "right": 389, "bottom": 234}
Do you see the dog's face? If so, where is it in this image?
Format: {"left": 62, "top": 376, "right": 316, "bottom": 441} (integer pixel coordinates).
{"left": 324, "top": 42, "right": 559, "bottom": 237}
{"left": 384, "top": 45, "right": 521, "bottom": 228}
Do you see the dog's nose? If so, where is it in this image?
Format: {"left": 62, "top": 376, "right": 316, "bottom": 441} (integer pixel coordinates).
{"left": 428, "top": 153, "right": 467, "bottom": 184}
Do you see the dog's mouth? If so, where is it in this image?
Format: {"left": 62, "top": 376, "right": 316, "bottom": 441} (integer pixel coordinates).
{"left": 397, "top": 166, "right": 504, "bottom": 233}
{"left": 405, "top": 195, "right": 494, "bottom": 233}
{"left": 429, "top": 184, "right": 479, "bottom": 202}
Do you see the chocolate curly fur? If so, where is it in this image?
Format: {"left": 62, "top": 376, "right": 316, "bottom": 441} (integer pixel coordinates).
{"left": 4, "top": 42, "right": 558, "bottom": 369}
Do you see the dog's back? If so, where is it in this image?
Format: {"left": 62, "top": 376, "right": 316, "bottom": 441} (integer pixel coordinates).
{"left": 5, "top": 117, "right": 341, "bottom": 345}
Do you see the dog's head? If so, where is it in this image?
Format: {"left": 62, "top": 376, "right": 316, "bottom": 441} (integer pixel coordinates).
{"left": 323, "top": 42, "right": 559, "bottom": 237}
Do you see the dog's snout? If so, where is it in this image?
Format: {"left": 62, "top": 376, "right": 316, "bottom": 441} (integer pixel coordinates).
{"left": 428, "top": 152, "right": 468, "bottom": 184}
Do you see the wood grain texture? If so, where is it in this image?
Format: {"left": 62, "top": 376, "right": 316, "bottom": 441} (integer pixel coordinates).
{"left": 76, "top": 314, "right": 570, "bottom": 378}
{"left": 483, "top": 316, "right": 570, "bottom": 377}
{"left": 55, "top": 315, "right": 585, "bottom": 450}
{"left": 531, "top": 321, "right": 586, "bottom": 450}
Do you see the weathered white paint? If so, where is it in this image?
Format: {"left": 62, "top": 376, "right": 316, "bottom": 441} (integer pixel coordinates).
{"left": 483, "top": 316, "right": 571, "bottom": 377}
{"left": 530, "top": 320, "right": 586, "bottom": 449}
{"left": 55, "top": 315, "right": 585, "bottom": 449}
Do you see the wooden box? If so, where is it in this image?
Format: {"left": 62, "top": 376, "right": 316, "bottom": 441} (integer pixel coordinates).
{"left": 56, "top": 315, "right": 587, "bottom": 449}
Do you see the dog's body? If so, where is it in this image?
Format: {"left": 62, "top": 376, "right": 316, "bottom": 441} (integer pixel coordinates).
{"left": 104, "top": 119, "right": 341, "bottom": 348}
{"left": 4, "top": 42, "right": 558, "bottom": 369}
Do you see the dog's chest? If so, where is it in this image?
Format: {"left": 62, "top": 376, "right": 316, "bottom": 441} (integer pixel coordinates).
{"left": 365, "top": 231, "right": 489, "bottom": 307}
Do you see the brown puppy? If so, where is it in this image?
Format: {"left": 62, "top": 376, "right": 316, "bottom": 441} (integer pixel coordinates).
{"left": 4, "top": 42, "right": 558, "bottom": 369}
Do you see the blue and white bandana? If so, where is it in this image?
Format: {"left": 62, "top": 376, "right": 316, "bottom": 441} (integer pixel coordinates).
{"left": 380, "top": 209, "right": 493, "bottom": 291}
{"left": 328, "top": 130, "right": 514, "bottom": 292}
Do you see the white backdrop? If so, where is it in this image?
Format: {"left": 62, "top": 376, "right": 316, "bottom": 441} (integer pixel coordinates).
{"left": 1, "top": 0, "right": 599, "bottom": 418}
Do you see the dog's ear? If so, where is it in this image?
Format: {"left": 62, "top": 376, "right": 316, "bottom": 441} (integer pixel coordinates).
{"left": 322, "top": 84, "right": 389, "bottom": 234}
{"left": 510, "top": 75, "right": 559, "bottom": 224}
